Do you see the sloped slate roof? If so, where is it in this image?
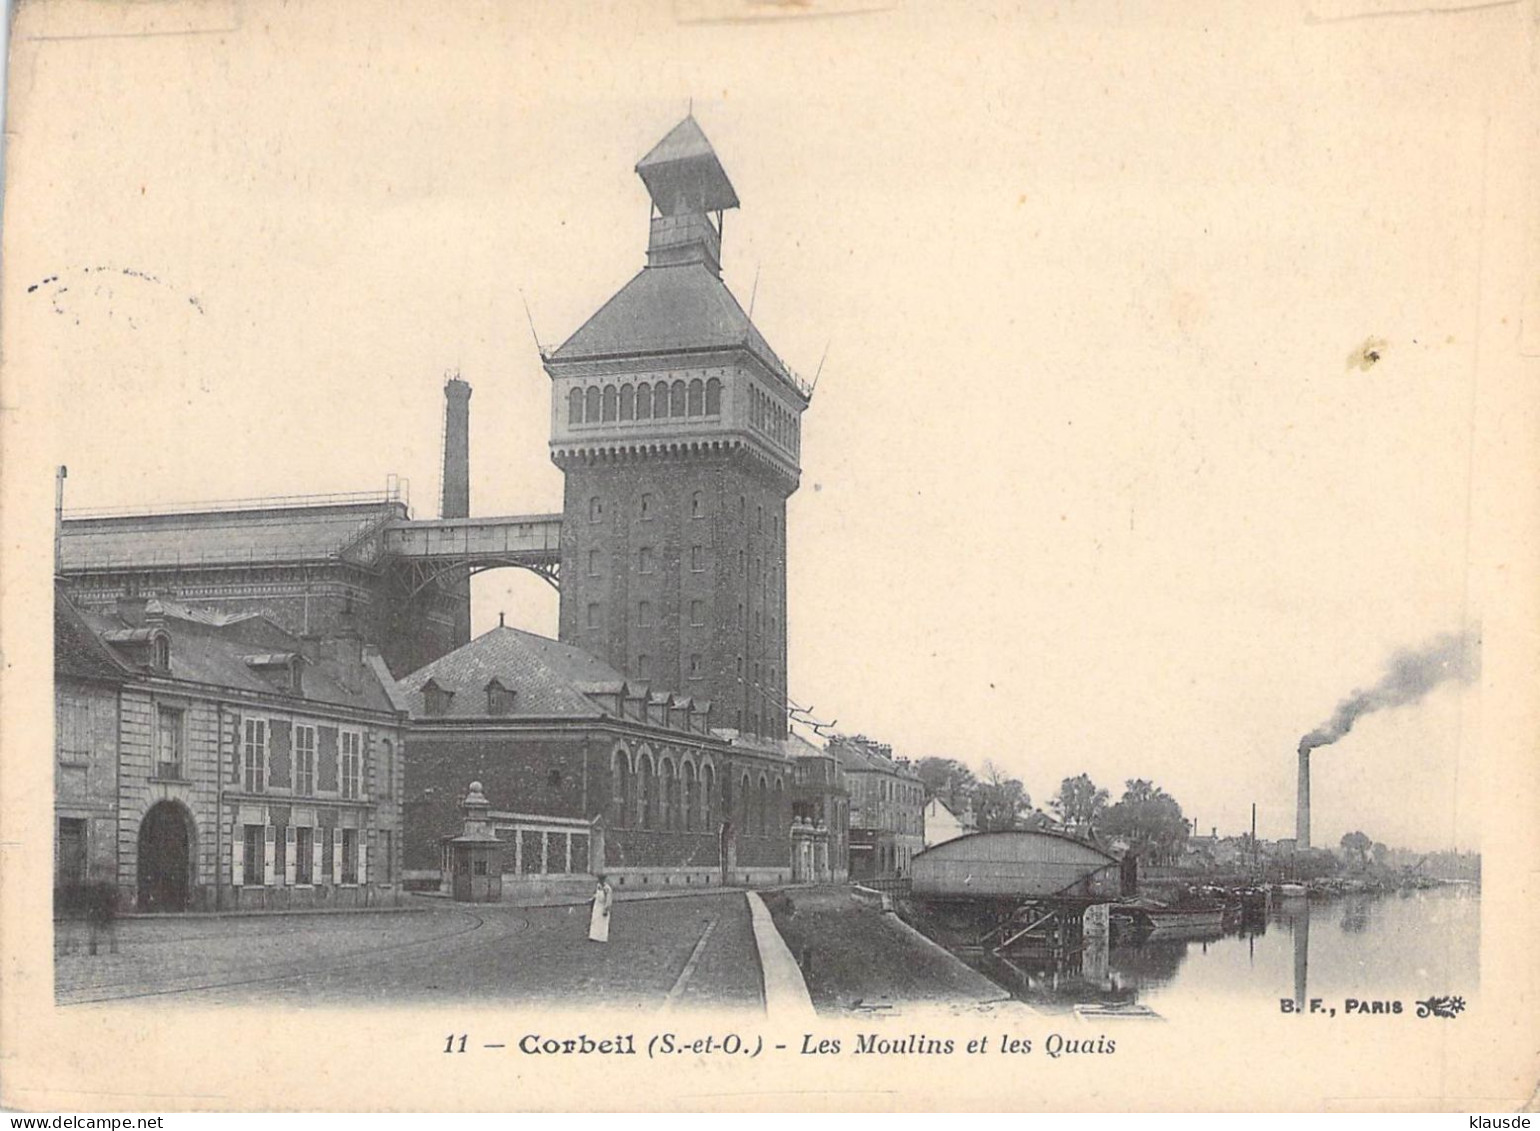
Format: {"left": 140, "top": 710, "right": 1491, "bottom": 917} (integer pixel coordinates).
{"left": 60, "top": 502, "right": 400, "bottom": 572}
{"left": 395, "top": 626, "right": 627, "bottom": 720}
{"left": 549, "top": 262, "right": 789, "bottom": 378}
{"left": 75, "top": 605, "right": 397, "bottom": 714}
{"left": 55, "top": 588, "right": 130, "bottom": 682}
{"left": 635, "top": 116, "right": 739, "bottom": 213}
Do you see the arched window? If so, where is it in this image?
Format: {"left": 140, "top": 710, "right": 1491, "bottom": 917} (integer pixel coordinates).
{"left": 705, "top": 378, "right": 721, "bottom": 415}
{"left": 687, "top": 378, "right": 704, "bottom": 416}
{"left": 670, "top": 380, "right": 687, "bottom": 417}
{"left": 775, "top": 778, "right": 785, "bottom": 833}
{"left": 739, "top": 774, "right": 751, "bottom": 831}
{"left": 602, "top": 384, "right": 617, "bottom": 422}
{"left": 568, "top": 387, "right": 583, "bottom": 424}
{"left": 757, "top": 775, "right": 769, "bottom": 836}
{"left": 660, "top": 759, "right": 676, "bottom": 831}
{"left": 682, "top": 762, "right": 697, "bottom": 832}
{"left": 611, "top": 748, "right": 632, "bottom": 828}
{"left": 589, "top": 496, "right": 603, "bottom": 522}
{"left": 620, "top": 384, "right": 635, "bottom": 421}
{"left": 636, "top": 382, "right": 652, "bottom": 419}
{"left": 702, "top": 763, "right": 716, "bottom": 829}
{"left": 585, "top": 386, "right": 600, "bottom": 421}
{"left": 636, "top": 752, "right": 654, "bottom": 829}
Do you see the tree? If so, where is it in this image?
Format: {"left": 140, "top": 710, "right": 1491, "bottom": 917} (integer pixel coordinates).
{"left": 1100, "top": 779, "right": 1190, "bottom": 864}
{"left": 1339, "top": 831, "right": 1372, "bottom": 870}
{"left": 914, "top": 757, "right": 978, "bottom": 812}
{"left": 1370, "top": 841, "right": 1390, "bottom": 869}
{"left": 974, "top": 760, "right": 1030, "bottom": 832}
{"left": 1048, "top": 774, "right": 1109, "bottom": 840}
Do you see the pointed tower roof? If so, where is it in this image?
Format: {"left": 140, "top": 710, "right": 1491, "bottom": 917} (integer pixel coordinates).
{"left": 635, "top": 116, "right": 739, "bottom": 215}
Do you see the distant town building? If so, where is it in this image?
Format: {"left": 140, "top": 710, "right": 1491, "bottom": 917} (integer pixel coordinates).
{"left": 922, "top": 796, "right": 972, "bottom": 848}
{"left": 396, "top": 625, "right": 795, "bottom": 893}
{"left": 787, "top": 730, "right": 850, "bottom": 882}
{"left": 830, "top": 734, "right": 925, "bottom": 880}
{"left": 55, "top": 587, "right": 407, "bottom": 912}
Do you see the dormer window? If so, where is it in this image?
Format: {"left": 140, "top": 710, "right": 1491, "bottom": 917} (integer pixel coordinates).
{"left": 423, "top": 679, "right": 455, "bottom": 717}
{"left": 288, "top": 655, "right": 304, "bottom": 695}
{"left": 486, "top": 679, "right": 516, "bottom": 716}
{"left": 152, "top": 633, "right": 171, "bottom": 673}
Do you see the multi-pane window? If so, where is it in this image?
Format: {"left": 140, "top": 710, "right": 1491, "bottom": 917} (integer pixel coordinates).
{"left": 242, "top": 719, "right": 267, "bottom": 792}
{"left": 156, "top": 707, "right": 183, "bottom": 778}
{"left": 295, "top": 827, "right": 314, "bottom": 884}
{"left": 340, "top": 731, "right": 362, "bottom": 800}
{"left": 294, "top": 724, "right": 316, "bottom": 796}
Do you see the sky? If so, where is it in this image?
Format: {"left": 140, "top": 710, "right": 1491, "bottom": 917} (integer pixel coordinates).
{"left": 7, "top": 0, "right": 1532, "bottom": 851}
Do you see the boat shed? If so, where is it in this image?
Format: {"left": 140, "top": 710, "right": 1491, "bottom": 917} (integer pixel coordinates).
{"left": 910, "top": 830, "right": 1125, "bottom": 902}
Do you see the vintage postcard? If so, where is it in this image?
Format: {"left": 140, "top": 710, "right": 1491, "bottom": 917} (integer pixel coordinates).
{"left": 2, "top": 0, "right": 1537, "bottom": 1114}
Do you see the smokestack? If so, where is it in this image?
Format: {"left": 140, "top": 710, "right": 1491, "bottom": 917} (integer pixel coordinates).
{"left": 441, "top": 376, "right": 472, "bottom": 519}
{"left": 1296, "top": 749, "right": 1311, "bottom": 851}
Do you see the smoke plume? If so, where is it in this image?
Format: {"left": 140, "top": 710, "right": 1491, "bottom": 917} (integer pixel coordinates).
{"left": 1298, "top": 628, "right": 1481, "bottom": 755}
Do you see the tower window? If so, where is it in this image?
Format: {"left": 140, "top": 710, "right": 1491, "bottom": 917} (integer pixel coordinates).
{"left": 705, "top": 378, "right": 721, "bottom": 415}
{"left": 637, "top": 383, "right": 652, "bottom": 419}
{"left": 690, "top": 545, "right": 704, "bottom": 571}
{"left": 691, "top": 491, "right": 703, "bottom": 518}
{"left": 585, "top": 386, "right": 601, "bottom": 421}
{"left": 568, "top": 387, "right": 584, "bottom": 424}
{"left": 638, "top": 601, "right": 653, "bottom": 627}
{"left": 586, "top": 603, "right": 601, "bottom": 628}
{"left": 602, "top": 384, "right": 618, "bottom": 421}
{"left": 587, "top": 549, "right": 601, "bottom": 576}
{"left": 757, "top": 505, "right": 763, "bottom": 530}
{"left": 589, "top": 497, "right": 603, "bottom": 523}
{"left": 689, "top": 599, "right": 704, "bottom": 626}
{"left": 637, "top": 654, "right": 651, "bottom": 680}
{"left": 638, "top": 546, "right": 654, "bottom": 574}
{"left": 670, "top": 380, "right": 687, "bottom": 417}
{"left": 689, "top": 654, "right": 702, "bottom": 678}
{"left": 687, "top": 378, "right": 704, "bottom": 416}
{"left": 640, "top": 493, "right": 653, "bottom": 520}
{"left": 736, "top": 655, "right": 744, "bottom": 676}
{"left": 620, "top": 384, "right": 635, "bottom": 420}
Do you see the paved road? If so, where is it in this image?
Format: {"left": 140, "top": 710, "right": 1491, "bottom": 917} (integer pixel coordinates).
{"left": 56, "top": 892, "right": 763, "bottom": 1011}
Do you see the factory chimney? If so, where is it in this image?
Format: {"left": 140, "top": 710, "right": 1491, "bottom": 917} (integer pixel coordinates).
{"left": 440, "top": 376, "right": 472, "bottom": 520}
{"left": 1295, "top": 748, "right": 1311, "bottom": 851}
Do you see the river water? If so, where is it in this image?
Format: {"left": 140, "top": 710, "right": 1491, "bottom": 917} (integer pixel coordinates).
{"left": 960, "top": 884, "right": 1480, "bottom": 1021}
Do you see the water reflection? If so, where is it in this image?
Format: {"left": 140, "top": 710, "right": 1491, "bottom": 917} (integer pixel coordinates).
{"left": 951, "top": 885, "right": 1479, "bottom": 1019}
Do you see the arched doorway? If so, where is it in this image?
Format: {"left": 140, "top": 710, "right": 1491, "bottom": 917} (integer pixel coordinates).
{"left": 137, "top": 801, "right": 194, "bottom": 912}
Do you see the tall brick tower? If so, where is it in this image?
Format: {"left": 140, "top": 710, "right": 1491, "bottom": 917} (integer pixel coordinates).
{"left": 545, "top": 116, "right": 811, "bottom": 739}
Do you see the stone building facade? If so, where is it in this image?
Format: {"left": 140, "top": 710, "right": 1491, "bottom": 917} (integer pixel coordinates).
{"left": 54, "top": 587, "right": 407, "bottom": 912}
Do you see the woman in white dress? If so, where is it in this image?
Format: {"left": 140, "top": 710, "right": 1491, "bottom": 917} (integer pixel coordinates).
{"left": 588, "top": 874, "right": 613, "bottom": 943}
